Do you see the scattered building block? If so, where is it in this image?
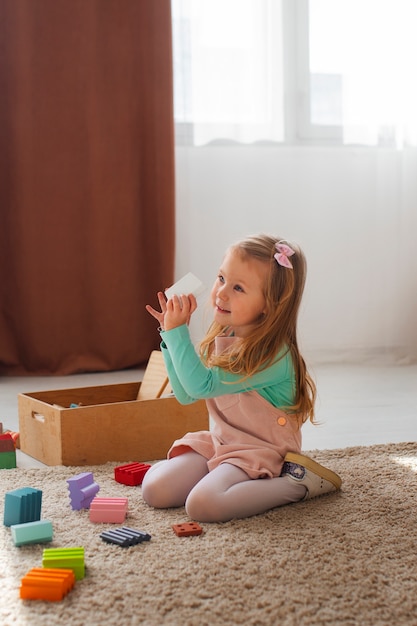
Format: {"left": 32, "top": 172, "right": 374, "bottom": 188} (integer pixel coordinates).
{"left": 2, "top": 429, "right": 20, "bottom": 448}
{"left": 172, "top": 522, "right": 203, "bottom": 537}
{"left": 67, "top": 472, "right": 100, "bottom": 510}
{"left": 114, "top": 462, "right": 151, "bottom": 486}
{"left": 42, "top": 547, "right": 85, "bottom": 580}
{"left": 11, "top": 519, "right": 53, "bottom": 546}
{"left": 0, "top": 433, "right": 17, "bottom": 469}
{"left": 100, "top": 526, "right": 151, "bottom": 547}
{"left": 89, "top": 497, "right": 128, "bottom": 523}
{"left": 0, "top": 433, "right": 15, "bottom": 452}
{"left": 3, "top": 487, "right": 42, "bottom": 527}
{"left": 0, "top": 450, "right": 17, "bottom": 469}
{"left": 20, "top": 567, "right": 75, "bottom": 601}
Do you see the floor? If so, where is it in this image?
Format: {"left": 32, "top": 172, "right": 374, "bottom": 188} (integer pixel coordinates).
{"left": 1, "top": 363, "right": 416, "bottom": 469}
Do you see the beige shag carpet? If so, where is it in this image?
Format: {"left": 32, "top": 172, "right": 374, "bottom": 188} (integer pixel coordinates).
{"left": 1, "top": 442, "right": 417, "bottom": 626}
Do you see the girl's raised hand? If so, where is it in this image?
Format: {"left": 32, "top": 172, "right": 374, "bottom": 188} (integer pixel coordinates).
{"left": 145, "top": 292, "right": 197, "bottom": 331}
{"left": 164, "top": 293, "right": 197, "bottom": 331}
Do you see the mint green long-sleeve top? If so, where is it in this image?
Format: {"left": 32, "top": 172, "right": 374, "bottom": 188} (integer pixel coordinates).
{"left": 160, "top": 324, "right": 296, "bottom": 410}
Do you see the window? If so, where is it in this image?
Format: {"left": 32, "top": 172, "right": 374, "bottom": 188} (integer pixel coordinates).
{"left": 172, "top": 0, "right": 285, "bottom": 145}
{"left": 172, "top": 0, "right": 417, "bottom": 147}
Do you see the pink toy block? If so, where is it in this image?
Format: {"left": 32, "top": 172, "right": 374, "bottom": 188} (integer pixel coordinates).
{"left": 89, "top": 497, "right": 128, "bottom": 523}
{"left": 114, "top": 462, "right": 151, "bottom": 486}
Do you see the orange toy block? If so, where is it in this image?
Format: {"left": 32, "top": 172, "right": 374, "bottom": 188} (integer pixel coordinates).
{"left": 20, "top": 568, "right": 75, "bottom": 601}
{"left": 172, "top": 522, "right": 203, "bottom": 537}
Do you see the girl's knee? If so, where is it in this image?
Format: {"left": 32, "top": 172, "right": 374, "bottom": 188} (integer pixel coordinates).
{"left": 185, "top": 490, "right": 211, "bottom": 522}
{"left": 141, "top": 473, "right": 166, "bottom": 508}
{"left": 141, "top": 462, "right": 176, "bottom": 508}
{"left": 185, "top": 487, "right": 225, "bottom": 523}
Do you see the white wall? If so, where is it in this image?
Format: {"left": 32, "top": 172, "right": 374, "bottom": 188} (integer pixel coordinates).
{"left": 174, "top": 145, "right": 417, "bottom": 365}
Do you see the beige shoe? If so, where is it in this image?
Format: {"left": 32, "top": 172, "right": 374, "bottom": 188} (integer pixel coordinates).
{"left": 281, "top": 452, "right": 342, "bottom": 500}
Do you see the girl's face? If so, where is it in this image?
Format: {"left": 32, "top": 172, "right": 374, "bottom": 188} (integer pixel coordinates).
{"left": 211, "top": 248, "right": 268, "bottom": 337}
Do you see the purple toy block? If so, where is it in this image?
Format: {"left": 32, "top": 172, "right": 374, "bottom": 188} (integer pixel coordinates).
{"left": 67, "top": 472, "right": 100, "bottom": 510}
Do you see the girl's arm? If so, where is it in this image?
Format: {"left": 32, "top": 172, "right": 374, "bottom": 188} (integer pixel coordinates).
{"left": 160, "top": 324, "right": 294, "bottom": 405}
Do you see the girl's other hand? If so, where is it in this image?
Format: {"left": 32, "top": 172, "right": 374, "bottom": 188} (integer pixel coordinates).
{"left": 145, "top": 291, "right": 167, "bottom": 328}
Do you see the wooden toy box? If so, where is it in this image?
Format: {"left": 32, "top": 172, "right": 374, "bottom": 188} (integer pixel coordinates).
{"left": 18, "top": 352, "right": 209, "bottom": 466}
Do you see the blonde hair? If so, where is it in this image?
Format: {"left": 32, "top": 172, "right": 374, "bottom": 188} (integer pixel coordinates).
{"left": 199, "top": 234, "right": 316, "bottom": 423}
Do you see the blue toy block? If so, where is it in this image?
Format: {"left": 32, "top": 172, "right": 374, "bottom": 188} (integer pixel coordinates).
{"left": 67, "top": 472, "right": 100, "bottom": 510}
{"left": 11, "top": 519, "right": 53, "bottom": 546}
{"left": 3, "top": 487, "right": 42, "bottom": 527}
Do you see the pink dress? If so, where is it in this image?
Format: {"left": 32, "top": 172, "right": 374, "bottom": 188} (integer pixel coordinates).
{"left": 168, "top": 338, "right": 302, "bottom": 479}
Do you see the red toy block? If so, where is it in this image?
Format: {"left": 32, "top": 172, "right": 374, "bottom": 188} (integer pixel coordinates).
{"left": 0, "top": 433, "right": 15, "bottom": 452}
{"left": 114, "top": 463, "right": 151, "bottom": 486}
{"left": 172, "top": 522, "right": 203, "bottom": 537}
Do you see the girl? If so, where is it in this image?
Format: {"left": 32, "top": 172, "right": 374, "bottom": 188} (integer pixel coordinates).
{"left": 143, "top": 234, "right": 341, "bottom": 522}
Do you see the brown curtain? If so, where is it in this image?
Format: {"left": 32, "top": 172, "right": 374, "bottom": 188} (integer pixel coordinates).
{"left": 0, "top": 0, "right": 175, "bottom": 375}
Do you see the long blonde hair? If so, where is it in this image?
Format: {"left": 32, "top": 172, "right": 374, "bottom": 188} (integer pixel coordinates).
{"left": 199, "top": 234, "right": 316, "bottom": 423}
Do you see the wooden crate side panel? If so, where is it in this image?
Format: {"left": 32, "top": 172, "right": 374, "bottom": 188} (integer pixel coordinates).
{"left": 18, "top": 396, "right": 63, "bottom": 465}
{"left": 59, "top": 398, "right": 209, "bottom": 465}
{"left": 21, "top": 382, "right": 141, "bottom": 407}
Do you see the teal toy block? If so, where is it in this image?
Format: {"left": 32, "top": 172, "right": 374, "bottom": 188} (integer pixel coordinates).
{"left": 3, "top": 487, "right": 42, "bottom": 527}
{"left": 11, "top": 519, "right": 53, "bottom": 546}
{"left": 42, "top": 547, "right": 85, "bottom": 580}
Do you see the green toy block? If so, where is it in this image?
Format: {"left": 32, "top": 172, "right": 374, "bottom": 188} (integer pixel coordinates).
{"left": 42, "top": 547, "right": 85, "bottom": 580}
{"left": 0, "top": 450, "right": 17, "bottom": 469}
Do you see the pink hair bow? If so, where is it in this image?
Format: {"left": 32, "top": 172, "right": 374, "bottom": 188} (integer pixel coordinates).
{"left": 274, "top": 242, "right": 295, "bottom": 269}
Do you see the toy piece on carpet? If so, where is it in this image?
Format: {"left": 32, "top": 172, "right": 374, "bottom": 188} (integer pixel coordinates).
{"left": 114, "top": 462, "right": 151, "bottom": 486}
{"left": 100, "top": 526, "right": 151, "bottom": 547}
{"left": 89, "top": 497, "right": 128, "bottom": 523}
{"left": 11, "top": 519, "right": 53, "bottom": 546}
{"left": 67, "top": 472, "right": 100, "bottom": 510}
{"left": 20, "top": 568, "right": 75, "bottom": 601}
{"left": 0, "top": 433, "right": 17, "bottom": 469}
{"left": 0, "top": 423, "right": 20, "bottom": 448}
{"left": 3, "top": 487, "right": 42, "bottom": 527}
{"left": 42, "top": 547, "right": 85, "bottom": 580}
{"left": 172, "top": 522, "right": 203, "bottom": 537}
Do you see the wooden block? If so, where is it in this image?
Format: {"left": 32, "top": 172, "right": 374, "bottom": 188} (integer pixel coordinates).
{"left": 137, "top": 351, "right": 169, "bottom": 400}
